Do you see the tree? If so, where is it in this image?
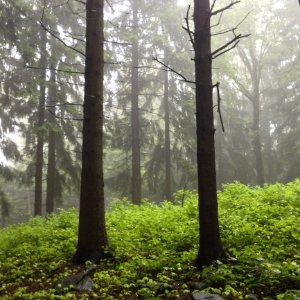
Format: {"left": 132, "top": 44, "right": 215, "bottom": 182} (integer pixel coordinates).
{"left": 34, "top": 27, "right": 47, "bottom": 216}
{"left": 163, "top": 68, "right": 172, "bottom": 201}
{"left": 73, "top": 0, "right": 108, "bottom": 263}
{"left": 193, "top": 0, "right": 224, "bottom": 267}
{"left": 131, "top": 0, "right": 142, "bottom": 205}
{"left": 46, "top": 62, "right": 57, "bottom": 214}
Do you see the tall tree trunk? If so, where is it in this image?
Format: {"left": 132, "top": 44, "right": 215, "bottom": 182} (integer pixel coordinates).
{"left": 194, "top": 0, "right": 224, "bottom": 267}
{"left": 73, "top": 0, "right": 108, "bottom": 263}
{"left": 264, "top": 119, "right": 274, "bottom": 182}
{"left": 237, "top": 47, "right": 265, "bottom": 186}
{"left": 34, "top": 28, "right": 47, "bottom": 216}
{"left": 253, "top": 98, "right": 265, "bottom": 185}
{"left": 164, "top": 69, "right": 172, "bottom": 201}
{"left": 46, "top": 65, "right": 56, "bottom": 214}
{"left": 252, "top": 64, "right": 264, "bottom": 185}
{"left": 131, "top": 0, "right": 142, "bottom": 205}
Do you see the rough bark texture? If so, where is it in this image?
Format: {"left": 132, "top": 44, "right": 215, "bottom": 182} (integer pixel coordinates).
{"left": 34, "top": 28, "right": 47, "bottom": 216}
{"left": 164, "top": 69, "right": 172, "bottom": 201}
{"left": 46, "top": 65, "right": 56, "bottom": 214}
{"left": 73, "top": 0, "right": 108, "bottom": 263}
{"left": 194, "top": 0, "right": 224, "bottom": 267}
{"left": 131, "top": 0, "right": 142, "bottom": 205}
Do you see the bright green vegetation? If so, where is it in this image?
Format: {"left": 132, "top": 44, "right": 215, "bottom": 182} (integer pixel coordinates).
{"left": 0, "top": 181, "right": 299, "bottom": 299}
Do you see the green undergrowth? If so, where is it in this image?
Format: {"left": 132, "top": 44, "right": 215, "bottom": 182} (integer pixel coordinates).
{"left": 0, "top": 180, "right": 299, "bottom": 299}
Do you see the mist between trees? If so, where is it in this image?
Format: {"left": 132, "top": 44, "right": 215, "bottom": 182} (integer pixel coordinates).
{"left": 0, "top": 0, "right": 299, "bottom": 261}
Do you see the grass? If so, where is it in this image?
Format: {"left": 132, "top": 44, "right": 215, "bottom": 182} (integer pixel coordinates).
{"left": 0, "top": 180, "right": 299, "bottom": 299}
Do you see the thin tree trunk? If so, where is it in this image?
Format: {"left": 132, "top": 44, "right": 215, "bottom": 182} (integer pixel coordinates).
{"left": 216, "top": 124, "right": 225, "bottom": 189}
{"left": 164, "top": 69, "right": 172, "bottom": 201}
{"left": 264, "top": 119, "right": 274, "bottom": 182}
{"left": 73, "top": 0, "right": 108, "bottom": 263}
{"left": 131, "top": 0, "right": 142, "bottom": 205}
{"left": 46, "top": 65, "right": 56, "bottom": 214}
{"left": 194, "top": 0, "right": 224, "bottom": 267}
{"left": 253, "top": 99, "right": 265, "bottom": 185}
{"left": 34, "top": 28, "right": 47, "bottom": 216}
{"left": 252, "top": 62, "right": 264, "bottom": 185}
{"left": 237, "top": 47, "right": 265, "bottom": 186}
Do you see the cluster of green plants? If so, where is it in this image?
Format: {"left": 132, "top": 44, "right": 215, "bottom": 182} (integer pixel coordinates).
{"left": 0, "top": 181, "right": 299, "bottom": 299}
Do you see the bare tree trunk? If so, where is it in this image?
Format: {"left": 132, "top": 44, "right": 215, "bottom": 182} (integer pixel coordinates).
{"left": 131, "top": 0, "right": 142, "bottom": 205}
{"left": 34, "top": 28, "right": 47, "bottom": 216}
{"left": 73, "top": 0, "right": 108, "bottom": 263}
{"left": 46, "top": 65, "right": 56, "bottom": 214}
{"left": 264, "top": 119, "right": 275, "bottom": 182}
{"left": 253, "top": 99, "right": 265, "bottom": 185}
{"left": 164, "top": 69, "right": 172, "bottom": 201}
{"left": 216, "top": 124, "right": 225, "bottom": 189}
{"left": 194, "top": 0, "right": 224, "bottom": 267}
{"left": 236, "top": 47, "right": 265, "bottom": 185}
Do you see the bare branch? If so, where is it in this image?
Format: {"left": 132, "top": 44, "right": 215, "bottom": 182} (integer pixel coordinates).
{"left": 48, "top": 109, "right": 83, "bottom": 121}
{"left": 74, "top": 0, "right": 86, "bottom": 4}
{"left": 211, "top": 11, "right": 224, "bottom": 28}
{"left": 104, "top": 39, "right": 132, "bottom": 46}
{"left": 211, "top": 1, "right": 240, "bottom": 16}
{"left": 214, "top": 82, "right": 225, "bottom": 132}
{"left": 183, "top": 5, "right": 194, "bottom": 46}
{"left": 153, "top": 57, "right": 195, "bottom": 84}
{"left": 212, "top": 40, "right": 240, "bottom": 59}
{"left": 39, "top": 22, "right": 85, "bottom": 57}
{"left": 211, "top": 32, "right": 250, "bottom": 59}
{"left": 24, "top": 65, "right": 84, "bottom": 75}
{"left": 47, "top": 102, "right": 83, "bottom": 107}
{"left": 105, "top": 0, "right": 114, "bottom": 12}
{"left": 210, "top": 0, "right": 218, "bottom": 12}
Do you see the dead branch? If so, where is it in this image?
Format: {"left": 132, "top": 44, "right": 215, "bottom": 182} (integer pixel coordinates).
{"left": 48, "top": 109, "right": 83, "bottom": 121}
{"left": 214, "top": 82, "right": 225, "bottom": 132}
{"left": 211, "top": 31, "right": 250, "bottom": 59}
{"left": 211, "top": 1, "right": 240, "bottom": 16}
{"left": 153, "top": 57, "right": 195, "bottom": 84}
{"left": 182, "top": 5, "right": 194, "bottom": 46}
{"left": 210, "top": 0, "right": 218, "bottom": 12}
{"left": 104, "top": 39, "right": 132, "bottom": 46}
{"left": 24, "top": 65, "right": 84, "bottom": 75}
{"left": 47, "top": 102, "right": 83, "bottom": 107}
{"left": 39, "top": 22, "right": 85, "bottom": 57}
{"left": 211, "top": 11, "right": 224, "bottom": 28}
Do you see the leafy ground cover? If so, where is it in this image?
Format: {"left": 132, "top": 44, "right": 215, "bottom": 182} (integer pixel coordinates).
{"left": 0, "top": 181, "right": 299, "bottom": 299}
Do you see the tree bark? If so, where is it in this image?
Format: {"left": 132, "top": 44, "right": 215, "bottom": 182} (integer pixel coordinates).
{"left": 73, "top": 0, "right": 108, "bottom": 263}
{"left": 131, "top": 0, "right": 142, "bottom": 205}
{"left": 46, "top": 65, "right": 56, "bottom": 214}
{"left": 164, "top": 69, "right": 172, "bottom": 201}
{"left": 34, "top": 28, "right": 47, "bottom": 216}
{"left": 194, "top": 0, "right": 224, "bottom": 267}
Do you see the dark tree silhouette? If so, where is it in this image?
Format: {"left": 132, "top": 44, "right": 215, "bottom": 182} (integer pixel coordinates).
{"left": 131, "top": 0, "right": 142, "bottom": 205}
{"left": 34, "top": 28, "right": 47, "bottom": 216}
{"left": 193, "top": 0, "right": 225, "bottom": 267}
{"left": 73, "top": 0, "right": 108, "bottom": 263}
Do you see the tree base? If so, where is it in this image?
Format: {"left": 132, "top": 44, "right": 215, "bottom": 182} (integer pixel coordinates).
{"left": 195, "top": 248, "right": 227, "bottom": 269}
{"left": 72, "top": 247, "right": 113, "bottom": 264}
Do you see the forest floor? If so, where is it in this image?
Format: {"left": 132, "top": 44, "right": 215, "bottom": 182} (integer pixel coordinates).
{"left": 0, "top": 181, "right": 299, "bottom": 299}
